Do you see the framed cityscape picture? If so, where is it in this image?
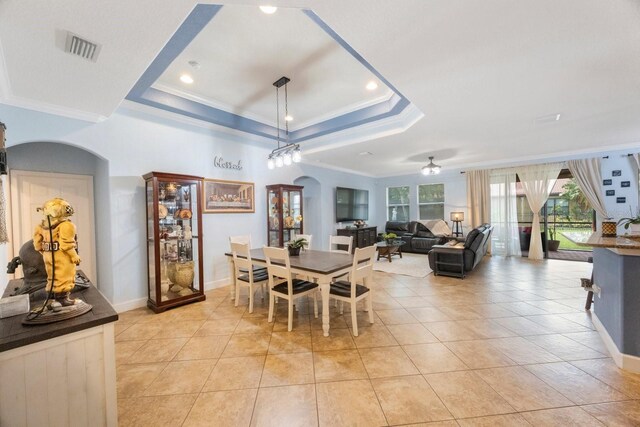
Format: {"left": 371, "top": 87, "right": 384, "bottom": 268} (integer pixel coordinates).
{"left": 203, "top": 179, "right": 255, "bottom": 213}
{"left": 606, "top": 190, "right": 615, "bottom": 196}
{"left": 603, "top": 179, "right": 612, "bottom": 186}
{"left": 612, "top": 170, "right": 622, "bottom": 177}
{"left": 617, "top": 197, "right": 626, "bottom": 203}
{"left": 621, "top": 181, "right": 631, "bottom": 188}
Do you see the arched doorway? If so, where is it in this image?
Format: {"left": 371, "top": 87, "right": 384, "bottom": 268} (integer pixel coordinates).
{"left": 293, "top": 176, "right": 323, "bottom": 250}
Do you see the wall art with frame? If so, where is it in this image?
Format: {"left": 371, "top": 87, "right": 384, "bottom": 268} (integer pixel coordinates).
{"left": 203, "top": 179, "right": 255, "bottom": 213}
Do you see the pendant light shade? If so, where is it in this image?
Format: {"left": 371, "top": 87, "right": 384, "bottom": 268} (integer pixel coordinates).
{"left": 266, "top": 76, "right": 302, "bottom": 169}
{"left": 421, "top": 156, "right": 441, "bottom": 175}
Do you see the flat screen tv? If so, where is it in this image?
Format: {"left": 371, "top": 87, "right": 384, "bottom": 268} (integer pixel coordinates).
{"left": 336, "top": 187, "right": 369, "bottom": 222}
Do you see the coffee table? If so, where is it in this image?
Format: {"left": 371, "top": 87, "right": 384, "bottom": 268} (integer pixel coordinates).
{"left": 376, "top": 240, "right": 406, "bottom": 262}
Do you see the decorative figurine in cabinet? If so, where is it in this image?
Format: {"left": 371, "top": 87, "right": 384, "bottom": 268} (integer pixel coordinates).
{"left": 267, "top": 184, "right": 303, "bottom": 247}
{"left": 144, "top": 172, "right": 205, "bottom": 312}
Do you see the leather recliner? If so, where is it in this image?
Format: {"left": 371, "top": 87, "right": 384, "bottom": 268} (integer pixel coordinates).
{"left": 428, "top": 224, "right": 493, "bottom": 277}
{"left": 384, "top": 221, "right": 448, "bottom": 254}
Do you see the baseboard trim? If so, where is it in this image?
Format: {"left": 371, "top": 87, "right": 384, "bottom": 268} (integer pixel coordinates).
{"left": 592, "top": 312, "right": 640, "bottom": 373}
{"left": 113, "top": 277, "right": 231, "bottom": 313}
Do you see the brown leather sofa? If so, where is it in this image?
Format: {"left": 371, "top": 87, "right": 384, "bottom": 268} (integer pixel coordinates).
{"left": 428, "top": 224, "right": 493, "bottom": 278}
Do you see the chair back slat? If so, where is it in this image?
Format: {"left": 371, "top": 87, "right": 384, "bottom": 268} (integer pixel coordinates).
{"left": 230, "top": 242, "right": 252, "bottom": 273}
{"left": 329, "top": 235, "right": 353, "bottom": 254}
{"left": 229, "top": 235, "right": 252, "bottom": 245}
{"left": 263, "top": 246, "right": 293, "bottom": 294}
{"left": 349, "top": 245, "right": 376, "bottom": 295}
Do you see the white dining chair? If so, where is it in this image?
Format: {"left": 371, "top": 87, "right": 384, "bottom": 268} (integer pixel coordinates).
{"left": 329, "top": 245, "right": 376, "bottom": 336}
{"left": 229, "top": 235, "right": 266, "bottom": 274}
{"left": 263, "top": 246, "right": 318, "bottom": 331}
{"left": 329, "top": 235, "right": 353, "bottom": 254}
{"left": 230, "top": 242, "right": 268, "bottom": 313}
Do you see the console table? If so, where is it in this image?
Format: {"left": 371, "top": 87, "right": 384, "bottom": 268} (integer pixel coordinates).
{"left": 0, "top": 275, "right": 118, "bottom": 426}
{"left": 337, "top": 226, "right": 377, "bottom": 252}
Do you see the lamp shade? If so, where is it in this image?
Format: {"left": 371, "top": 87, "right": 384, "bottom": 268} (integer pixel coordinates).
{"left": 450, "top": 212, "right": 464, "bottom": 222}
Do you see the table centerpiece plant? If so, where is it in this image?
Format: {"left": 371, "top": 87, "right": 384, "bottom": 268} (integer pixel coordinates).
{"left": 287, "top": 238, "right": 308, "bottom": 256}
{"left": 382, "top": 232, "right": 398, "bottom": 244}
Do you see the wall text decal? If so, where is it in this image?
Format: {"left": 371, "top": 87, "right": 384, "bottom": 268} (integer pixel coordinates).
{"left": 214, "top": 156, "right": 242, "bottom": 171}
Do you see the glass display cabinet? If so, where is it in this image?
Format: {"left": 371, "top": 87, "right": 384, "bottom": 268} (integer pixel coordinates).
{"left": 267, "top": 184, "right": 304, "bottom": 247}
{"left": 144, "top": 172, "right": 205, "bottom": 312}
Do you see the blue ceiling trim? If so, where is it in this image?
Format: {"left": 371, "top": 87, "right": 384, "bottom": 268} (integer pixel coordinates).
{"left": 125, "top": 3, "right": 413, "bottom": 144}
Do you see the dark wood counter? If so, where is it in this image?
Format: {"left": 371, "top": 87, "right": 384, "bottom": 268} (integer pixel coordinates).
{"left": 0, "top": 276, "right": 118, "bottom": 353}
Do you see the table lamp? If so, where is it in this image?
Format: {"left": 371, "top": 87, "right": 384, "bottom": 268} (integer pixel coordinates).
{"left": 450, "top": 212, "right": 464, "bottom": 237}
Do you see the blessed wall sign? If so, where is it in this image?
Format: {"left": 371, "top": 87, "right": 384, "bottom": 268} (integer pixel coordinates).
{"left": 213, "top": 156, "right": 242, "bottom": 171}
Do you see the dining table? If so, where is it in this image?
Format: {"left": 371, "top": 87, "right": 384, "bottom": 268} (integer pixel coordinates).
{"left": 226, "top": 248, "right": 354, "bottom": 336}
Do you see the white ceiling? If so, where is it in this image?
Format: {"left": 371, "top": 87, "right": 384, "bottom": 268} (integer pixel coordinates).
{"left": 1, "top": 0, "right": 639, "bottom": 176}
{"left": 156, "top": 5, "right": 392, "bottom": 128}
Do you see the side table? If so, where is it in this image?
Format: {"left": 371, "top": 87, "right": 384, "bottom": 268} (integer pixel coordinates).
{"left": 431, "top": 245, "right": 465, "bottom": 278}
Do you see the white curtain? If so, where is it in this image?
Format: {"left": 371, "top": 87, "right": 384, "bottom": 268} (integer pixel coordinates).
{"left": 634, "top": 153, "right": 640, "bottom": 170}
{"left": 466, "top": 170, "right": 491, "bottom": 227}
{"left": 490, "top": 170, "right": 521, "bottom": 257}
{"left": 517, "top": 163, "right": 563, "bottom": 260}
{"left": 567, "top": 158, "right": 609, "bottom": 218}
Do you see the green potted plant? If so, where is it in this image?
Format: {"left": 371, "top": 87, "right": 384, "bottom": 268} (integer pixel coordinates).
{"left": 382, "top": 232, "right": 397, "bottom": 244}
{"left": 547, "top": 228, "right": 560, "bottom": 251}
{"left": 617, "top": 208, "right": 640, "bottom": 234}
{"left": 287, "top": 238, "right": 308, "bottom": 256}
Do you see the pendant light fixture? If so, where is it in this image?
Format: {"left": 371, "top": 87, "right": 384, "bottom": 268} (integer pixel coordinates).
{"left": 267, "top": 76, "right": 301, "bottom": 169}
{"left": 421, "top": 156, "right": 441, "bottom": 175}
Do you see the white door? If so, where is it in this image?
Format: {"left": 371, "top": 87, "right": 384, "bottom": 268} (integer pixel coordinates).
{"left": 9, "top": 170, "right": 96, "bottom": 283}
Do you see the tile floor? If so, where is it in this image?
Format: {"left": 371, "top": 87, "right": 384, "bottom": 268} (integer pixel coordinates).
{"left": 115, "top": 256, "right": 640, "bottom": 426}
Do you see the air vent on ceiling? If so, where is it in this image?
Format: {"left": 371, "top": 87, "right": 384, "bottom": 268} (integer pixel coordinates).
{"left": 64, "top": 32, "right": 101, "bottom": 62}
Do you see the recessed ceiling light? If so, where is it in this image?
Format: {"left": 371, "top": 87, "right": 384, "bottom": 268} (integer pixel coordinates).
{"left": 180, "top": 74, "right": 194, "bottom": 84}
{"left": 366, "top": 81, "right": 378, "bottom": 91}
{"left": 259, "top": 6, "right": 277, "bottom": 14}
{"left": 284, "top": 115, "right": 293, "bottom": 122}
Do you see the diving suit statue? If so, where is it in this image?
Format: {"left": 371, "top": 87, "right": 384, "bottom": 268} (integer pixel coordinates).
{"left": 23, "top": 198, "right": 92, "bottom": 324}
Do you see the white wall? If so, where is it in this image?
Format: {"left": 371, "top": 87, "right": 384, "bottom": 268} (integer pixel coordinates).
{"left": 0, "top": 104, "right": 376, "bottom": 308}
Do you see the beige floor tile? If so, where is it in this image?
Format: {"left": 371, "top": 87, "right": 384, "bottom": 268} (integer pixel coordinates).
{"left": 487, "top": 337, "right": 561, "bottom": 364}
{"left": 234, "top": 316, "right": 275, "bottom": 334}
{"left": 316, "top": 380, "right": 387, "bottom": 427}
{"left": 492, "top": 316, "right": 554, "bottom": 336}
{"left": 268, "top": 330, "right": 313, "bottom": 354}
{"left": 563, "top": 330, "right": 609, "bottom": 354}
{"left": 115, "top": 340, "right": 146, "bottom": 365}
{"left": 130, "top": 338, "right": 188, "bottom": 363}
{"left": 495, "top": 302, "right": 549, "bottom": 316}
{"left": 194, "top": 318, "right": 240, "bottom": 336}
{"left": 372, "top": 375, "right": 453, "bottom": 425}
{"left": 144, "top": 359, "right": 216, "bottom": 395}
{"left": 444, "top": 340, "right": 516, "bottom": 369}
{"left": 425, "top": 371, "right": 514, "bottom": 418}
{"left": 116, "top": 362, "right": 166, "bottom": 397}
{"left": 311, "top": 328, "right": 356, "bottom": 351}
{"left": 150, "top": 319, "right": 206, "bottom": 339}
{"left": 360, "top": 346, "right": 419, "bottom": 378}
{"left": 394, "top": 296, "right": 433, "bottom": 308}
{"left": 582, "top": 400, "right": 640, "bottom": 426}
{"left": 438, "top": 305, "right": 484, "bottom": 320}
{"left": 174, "top": 335, "right": 230, "bottom": 360}
{"left": 117, "top": 307, "right": 154, "bottom": 323}
{"left": 118, "top": 393, "right": 197, "bottom": 427}
{"left": 116, "top": 322, "right": 164, "bottom": 342}
{"left": 202, "top": 356, "right": 265, "bottom": 391}
{"left": 399, "top": 422, "right": 460, "bottom": 427}
{"left": 260, "top": 352, "right": 315, "bottom": 387}
{"left": 408, "top": 307, "right": 453, "bottom": 322}
{"left": 377, "top": 308, "right": 419, "bottom": 325}
{"left": 571, "top": 358, "right": 640, "bottom": 399}
{"left": 457, "top": 319, "right": 516, "bottom": 339}
{"left": 273, "top": 313, "right": 312, "bottom": 331}
{"left": 313, "top": 349, "right": 368, "bottom": 382}
{"left": 520, "top": 406, "right": 605, "bottom": 426}
{"left": 115, "top": 321, "right": 133, "bottom": 337}
{"left": 525, "top": 314, "right": 591, "bottom": 333}
{"left": 251, "top": 384, "right": 318, "bottom": 427}
{"left": 423, "top": 321, "right": 485, "bottom": 341}
{"left": 524, "top": 334, "right": 607, "bottom": 361}
{"left": 404, "top": 343, "right": 469, "bottom": 374}
{"left": 456, "top": 413, "right": 530, "bottom": 426}
{"left": 208, "top": 305, "right": 247, "bottom": 320}
{"left": 388, "top": 323, "right": 439, "bottom": 345}
{"left": 475, "top": 366, "right": 572, "bottom": 411}
{"left": 182, "top": 389, "right": 257, "bottom": 427}
{"left": 221, "top": 333, "right": 270, "bottom": 357}
{"left": 526, "top": 362, "right": 628, "bottom": 404}
{"left": 352, "top": 324, "right": 399, "bottom": 348}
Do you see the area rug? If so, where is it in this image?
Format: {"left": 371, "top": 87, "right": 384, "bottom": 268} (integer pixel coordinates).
{"left": 373, "top": 252, "right": 433, "bottom": 278}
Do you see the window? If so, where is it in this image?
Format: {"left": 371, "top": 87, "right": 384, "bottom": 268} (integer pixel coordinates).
{"left": 387, "top": 186, "right": 410, "bottom": 221}
{"left": 418, "top": 183, "right": 444, "bottom": 219}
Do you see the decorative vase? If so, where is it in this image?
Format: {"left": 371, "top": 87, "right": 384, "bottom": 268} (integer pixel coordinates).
{"left": 288, "top": 246, "right": 301, "bottom": 256}
{"left": 167, "top": 261, "right": 194, "bottom": 288}
{"left": 386, "top": 239, "right": 395, "bottom": 245}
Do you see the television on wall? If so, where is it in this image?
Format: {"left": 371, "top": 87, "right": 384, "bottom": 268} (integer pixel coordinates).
{"left": 336, "top": 187, "right": 369, "bottom": 222}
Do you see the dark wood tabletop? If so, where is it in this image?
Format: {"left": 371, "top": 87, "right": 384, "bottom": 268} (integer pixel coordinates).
{"left": 1, "top": 273, "right": 118, "bottom": 353}
{"left": 225, "top": 249, "right": 354, "bottom": 275}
